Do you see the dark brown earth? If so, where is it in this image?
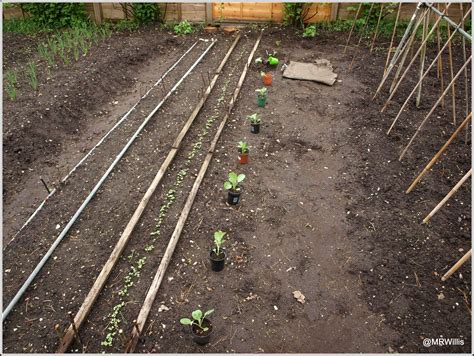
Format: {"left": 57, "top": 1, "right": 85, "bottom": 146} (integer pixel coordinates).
{"left": 2, "top": 24, "right": 471, "bottom": 354}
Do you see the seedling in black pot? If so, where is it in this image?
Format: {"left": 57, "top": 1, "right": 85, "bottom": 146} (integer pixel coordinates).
{"left": 224, "top": 171, "right": 245, "bottom": 205}
{"left": 247, "top": 113, "right": 261, "bottom": 134}
{"left": 180, "top": 309, "right": 214, "bottom": 345}
{"left": 210, "top": 230, "right": 226, "bottom": 272}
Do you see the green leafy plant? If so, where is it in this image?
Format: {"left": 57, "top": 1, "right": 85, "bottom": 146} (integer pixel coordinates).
{"left": 180, "top": 309, "right": 214, "bottom": 331}
{"left": 213, "top": 230, "right": 226, "bottom": 255}
{"left": 283, "top": 3, "right": 319, "bottom": 29}
{"left": 237, "top": 140, "right": 249, "bottom": 153}
{"left": 302, "top": 24, "right": 317, "bottom": 38}
{"left": 224, "top": 172, "right": 245, "bottom": 191}
{"left": 174, "top": 20, "right": 194, "bottom": 35}
{"left": 26, "top": 62, "right": 38, "bottom": 90}
{"left": 247, "top": 113, "right": 261, "bottom": 124}
{"left": 255, "top": 57, "right": 263, "bottom": 65}
{"left": 20, "top": 3, "right": 87, "bottom": 29}
{"left": 255, "top": 87, "right": 268, "bottom": 98}
{"left": 131, "top": 3, "right": 160, "bottom": 24}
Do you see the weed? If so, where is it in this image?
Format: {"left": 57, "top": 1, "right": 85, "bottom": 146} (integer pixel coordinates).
{"left": 302, "top": 24, "right": 317, "bottom": 38}
{"left": 174, "top": 20, "right": 194, "bottom": 35}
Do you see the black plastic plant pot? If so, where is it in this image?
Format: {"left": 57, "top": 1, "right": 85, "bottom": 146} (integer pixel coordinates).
{"left": 191, "top": 319, "right": 213, "bottom": 345}
{"left": 209, "top": 248, "right": 226, "bottom": 272}
{"left": 250, "top": 123, "right": 260, "bottom": 134}
{"left": 227, "top": 188, "right": 242, "bottom": 205}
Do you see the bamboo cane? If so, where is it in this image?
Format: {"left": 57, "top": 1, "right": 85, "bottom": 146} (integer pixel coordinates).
{"left": 399, "top": 56, "right": 472, "bottom": 161}
{"left": 446, "top": 10, "right": 456, "bottom": 125}
{"left": 441, "top": 250, "right": 472, "bottom": 281}
{"left": 459, "top": 3, "right": 469, "bottom": 143}
{"left": 436, "top": 3, "right": 445, "bottom": 108}
{"left": 349, "top": 3, "right": 375, "bottom": 71}
{"left": 372, "top": 4, "right": 423, "bottom": 99}
{"left": 406, "top": 113, "right": 472, "bottom": 193}
{"left": 370, "top": 4, "right": 384, "bottom": 53}
{"left": 384, "top": 3, "right": 402, "bottom": 74}
{"left": 389, "top": 9, "right": 429, "bottom": 94}
{"left": 344, "top": 3, "right": 362, "bottom": 54}
{"left": 423, "top": 169, "right": 472, "bottom": 224}
{"left": 416, "top": 13, "right": 429, "bottom": 107}
{"left": 384, "top": 8, "right": 472, "bottom": 134}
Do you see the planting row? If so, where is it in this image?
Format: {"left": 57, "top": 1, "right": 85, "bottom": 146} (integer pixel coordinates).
{"left": 4, "top": 22, "right": 112, "bottom": 100}
{"left": 179, "top": 51, "right": 278, "bottom": 345}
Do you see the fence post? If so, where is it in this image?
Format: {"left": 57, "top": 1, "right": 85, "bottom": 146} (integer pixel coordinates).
{"left": 93, "top": 3, "right": 103, "bottom": 25}
{"left": 331, "top": 3, "right": 339, "bottom": 21}
{"left": 205, "top": 3, "right": 213, "bottom": 24}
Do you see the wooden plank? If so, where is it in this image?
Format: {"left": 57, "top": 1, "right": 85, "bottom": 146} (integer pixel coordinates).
{"left": 331, "top": 3, "right": 339, "bottom": 21}
{"left": 205, "top": 2, "right": 213, "bottom": 24}
{"left": 125, "top": 30, "right": 264, "bottom": 354}
{"left": 92, "top": 3, "right": 103, "bottom": 25}
{"left": 55, "top": 37, "right": 236, "bottom": 353}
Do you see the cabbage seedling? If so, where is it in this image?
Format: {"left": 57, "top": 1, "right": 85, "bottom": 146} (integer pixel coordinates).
{"left": 255, "top": 87, "right": 268, "bottom": 98}
{"left": 237, "top": 141, "right": 249, "bottom": 154}
{"left": 247, "top": 113, "right": 261, "bottom": 124}
{"left": 213, "top": 230, "right": 226, "bottom": 255}
{"left": 224, "top": 172, "right": 245, "bottom": 191}
{"left": 180, "top": 309, "right": 214, "bottom": 331}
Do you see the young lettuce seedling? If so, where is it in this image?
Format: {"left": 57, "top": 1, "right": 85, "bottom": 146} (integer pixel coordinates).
{"left": 213, "top": 230, "right": 226, "bottom": 255}
{"left": 224, "top": 172, "right": 245, "bottom": 191}
{"left": 180, "top": 309, "right": 214, "bottom": 331}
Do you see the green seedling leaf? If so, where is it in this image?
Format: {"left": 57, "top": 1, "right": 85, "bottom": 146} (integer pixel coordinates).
{"left": 224, "top": 181, "right": 232, "bottom": 190}
{"left": 180, "top": 318, "right": 193, "bottom": 325}
{"left": 192, "top": 309, "right": 203, "bottom": 321}
{"left": 203, "top": 309, "right": 214, "bottom": 318}
{"left": 237, "top": 174, "right": 245, "bottom": 183}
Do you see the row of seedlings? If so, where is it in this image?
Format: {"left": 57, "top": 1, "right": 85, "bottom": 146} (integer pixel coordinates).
{"left": 179, "top": 49, "right": 280, "bottom": 345}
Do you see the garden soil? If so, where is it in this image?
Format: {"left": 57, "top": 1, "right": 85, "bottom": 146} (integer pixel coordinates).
{"left": 2, "top": 25, "right": 471, "bottom": 353}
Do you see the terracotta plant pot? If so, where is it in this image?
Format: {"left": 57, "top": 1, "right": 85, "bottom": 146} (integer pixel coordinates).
{"left": 257, "top": 95, "right": 267, "bottom": 107}
{"left": 262, "top": 72, "right": 272, "bottom": 86}
{"left": 210, "top": 248, "right": 226, "bottom": 272}
{"left": 191, "top": 318, "right": 213, "bottom": 345}
{"left": 238, "top": 148, "right": 249, "bottom": 164}
{"left": 227, "top": 188, "right": 242, "bottom": 205}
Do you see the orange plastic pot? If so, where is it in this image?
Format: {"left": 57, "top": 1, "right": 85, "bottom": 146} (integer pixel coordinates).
{"left": 262, "top": 72, "right": 273, "bottom": 86}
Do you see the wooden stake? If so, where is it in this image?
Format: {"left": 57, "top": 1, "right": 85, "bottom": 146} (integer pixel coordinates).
{"left": 399, "top": 56, "right": 472, "bottom": 161}
{"left": 416, "top": 13, "right": 429, "bottom": 107}
{"left": 372, "top": 4, "right": 423, "bottom": 99}
{"left": 348, "top": 3, "right": 375, "bottom": 71}
{"left": 68, "top": 311, "right": 83, "bottom": 349}
{"left": 441, "top": 250, "right": 472, "bottom": 281}
{"left": 54, "top": 324, "right": 64, "bottom": 342}
{"left": 55, "top": 35, "right": 242, "bottom": 354}
{"left": 384, "top": 3, "right": 401, "bottom": 74}
{"left": 125, "top": 29, "right": 264, "bottom": 354}
{"left": 389, "top": 9, "right": 428, "bottom": 94}
{"left": 344, "top": 3, "right": 362, "bottom": 54}
{"left": 406, "top": 113, "right": 472, "bottom": 193}
{"left": 446, "top": 8, "right": 456, "bottom": 125}
{"left": 370, "top": 4, "right": 384, "bottom": 53}
{"left": 459, "top": 3, "right": 469, "bottom": 143}
{"left": 436, "top": 3, "right": 445, "bottom": 108}
{"left": 423, "top": 169, "right": 472, "bottom": 224}
{"left": 384, "top": 7, "right": 472, "bottom": 133}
